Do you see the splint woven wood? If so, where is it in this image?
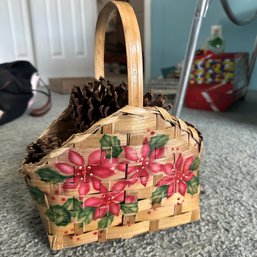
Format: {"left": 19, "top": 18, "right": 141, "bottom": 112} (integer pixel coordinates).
{"left": 21, "top": 1, "right": 203, "bottom": 250}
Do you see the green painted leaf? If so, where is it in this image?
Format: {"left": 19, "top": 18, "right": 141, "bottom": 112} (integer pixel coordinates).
{"left": 78, "top": 208, "right": 95, "bottom": 225}
{"left": 186, "top": 176, "right": 200, "bottom": 195}
{"left": 149, "top": 134, "right": 169, "bottom": 156}
{"left": 28, "top": 186, "right": 44, "bottom": 204}
{"left": 63, "top": 198, "right": 82, "bottom": 211}
{"left": 63, "top": 198, "right": 74, "bottom": 210}
{"left": 45, "top": 205, "right": 71, "bottom": 226}
{"left": 98, "top": 214, "right": 114, "bottom": 229}
{"left": 99, "top": 134, "right": 122, "bottom": 158}
{"left": 120, "top": 202, "right": 138, "bottom": 214}
{"left": 37, "top": 167, "right": 73, "bottom": 184}
{"left": 151, "top": 185, "right": 169, "bottom": 204}
{"left": 190, "top": 157, "right": 200, "bottom": 171}
{"left": 63, "top": 198, "right": 83, "bottom": 218}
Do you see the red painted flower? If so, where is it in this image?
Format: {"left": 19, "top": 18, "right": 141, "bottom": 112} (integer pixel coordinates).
{"left": 112, "top": 139, "right": 164, "bottom": 191}
{"left": 156, "top": 154, "right": 195, "bottom": 197}
{"left": 55, "top": 149, "right": 117, "bottom": 196}
{"left": 83, "top": 192, "right": 125, "bottom": 219}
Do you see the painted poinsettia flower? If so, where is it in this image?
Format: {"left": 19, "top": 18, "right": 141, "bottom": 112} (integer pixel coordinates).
{"left": 55, "top": 149, "right": 117, "bottom": 196}
{"left": 156, "top": 154, "right": 195, "bottom": 197}
{"left": 112, "top": 139, "right": 164, "bottom": 191}
{"left": 125, "top": 195, "right": 137, "bottom": 203}
{"left": 83, "top": 191, "right": 125, "bottom": 219}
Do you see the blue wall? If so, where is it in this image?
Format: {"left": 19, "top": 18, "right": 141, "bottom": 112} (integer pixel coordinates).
{"left": 151, "top": 0, "right": 257, "bottom": 90}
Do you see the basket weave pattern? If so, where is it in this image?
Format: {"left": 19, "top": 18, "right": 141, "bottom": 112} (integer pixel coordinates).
{"left": 22, "top": 106, "right": 202, "bottom": 250}
{"left": 21, "top": 1, "right": 203, "bottom": 250}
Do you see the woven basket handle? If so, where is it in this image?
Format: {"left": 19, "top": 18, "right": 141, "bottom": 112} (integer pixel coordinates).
{"left": 95, "top": 1, "right": 143, "bottom": 107}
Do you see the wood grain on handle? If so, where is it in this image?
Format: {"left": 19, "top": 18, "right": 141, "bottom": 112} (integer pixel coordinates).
{"left": 95, "top": 1, "right": 143, "bottom": 107}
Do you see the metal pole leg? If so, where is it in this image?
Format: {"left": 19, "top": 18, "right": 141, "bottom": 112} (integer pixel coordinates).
{"left": 173, "top": 0, "right": 211, "bottom": 117}
{"left": 248, "top": 35, "right": 257, "bottom": 84}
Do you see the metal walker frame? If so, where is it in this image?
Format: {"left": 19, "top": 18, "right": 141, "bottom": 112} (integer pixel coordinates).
{"left": 173, "top": 0, "right": 257, "bottom": 117}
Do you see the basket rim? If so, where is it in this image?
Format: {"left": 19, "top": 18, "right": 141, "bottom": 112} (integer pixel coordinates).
{"left": 21, "top": 105, "right": 203, "bottom": 173}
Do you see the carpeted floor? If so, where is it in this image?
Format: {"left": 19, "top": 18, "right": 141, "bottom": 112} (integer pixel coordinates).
{"left": 1, "top": 91, "right": 257, "bottom": 257}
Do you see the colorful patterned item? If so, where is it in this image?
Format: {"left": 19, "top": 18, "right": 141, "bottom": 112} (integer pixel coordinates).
{"left": 190, "top": 52, "right": 248, "bottom": 87}
{"left": 186, "top": 52, "right": 249, "bottom": 111}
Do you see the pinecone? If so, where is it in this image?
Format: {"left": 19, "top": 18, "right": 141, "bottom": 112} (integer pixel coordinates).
{"left": 69, "top": 77, "right": 125, "bottom": 132}
{"left": 25, "top": 136, "right": 62, "bottom": 164}
{"left": 69, "top": 77, "right": 172, "bottom": 132}
{"left": 143, "top": 91, "right": 172, "bottom": 110}
{"left": 25, "top": 77, "right": 172, "bottom": 163}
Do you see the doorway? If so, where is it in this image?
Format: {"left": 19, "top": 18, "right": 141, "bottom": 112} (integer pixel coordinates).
{"left": 0, "top": 0, "right": 150, "bottom": 83}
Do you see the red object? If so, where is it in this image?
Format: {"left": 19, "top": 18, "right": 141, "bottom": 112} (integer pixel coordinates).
{"left": 186, "top": 52, "right": 249, "bottom": 111}
{"left": 185, "top": 82, "right": 247, "bottom": 112}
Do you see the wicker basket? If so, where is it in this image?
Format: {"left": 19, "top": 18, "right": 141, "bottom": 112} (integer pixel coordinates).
{"left": 21, "top": 1, "right": 203, "bottom": 250}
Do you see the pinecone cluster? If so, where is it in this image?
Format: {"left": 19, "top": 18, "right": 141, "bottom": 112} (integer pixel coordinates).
{"left": 25, "top": 76, "right": 172, "bottom": 163}
{"left": 143, "top": 91, "right": 172, "bottom": 110}
{"left": 69, "top": 77, "right": 128, "bottom": 132}
{"left": 25, "top": 136, "right": 62, "bottom": 164}
{"left": 70, "top": 76, "right": 172, "bottom": 132}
